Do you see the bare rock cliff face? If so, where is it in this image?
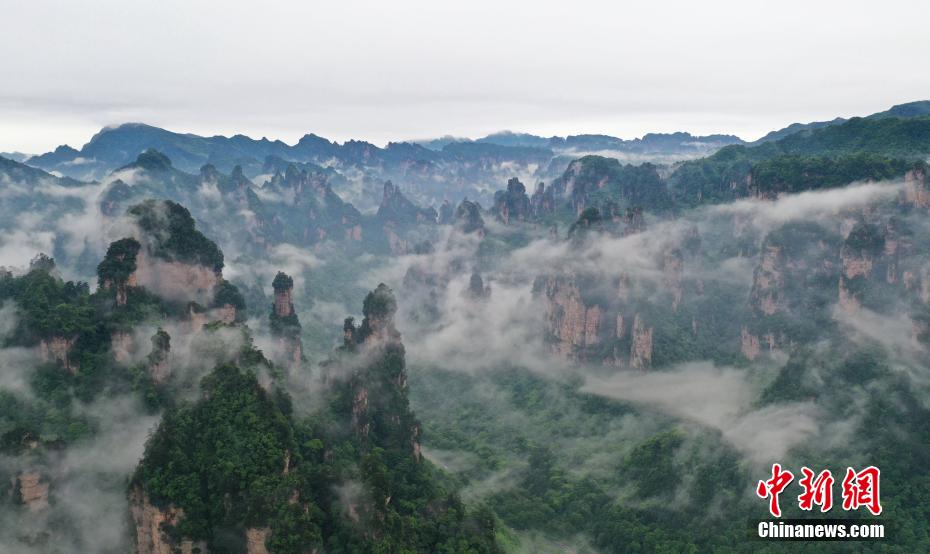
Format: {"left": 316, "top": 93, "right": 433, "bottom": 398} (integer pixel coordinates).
{"left": 130, "top": 485, "right": 205, "bottom": 554}
{"left": 749, "top": 245, "right": 786, "bottom": 316}
{"left": 740, "top": 327, "right": 761, "bottom": 361}
{"left": 363, "top": 312, "right": 401, "bottom": 346}
{"left": 493, "top": 178, "right": 531, "bottom": 224}
{"left": 274, "top": 286, "right": 293, "bottom": 318}
{"left": 740, "top": 237, "right": 812, "bottom": 360}
{"left": 39, "top": 336, "right": 78, "bottom": 374}
{"left": 129, "top": 250, "right": 221, "bottom": 307}
{"left": 213, "top": 303, "right": 238, "bottom": 324}
{"left": 346, "top": 223, "right": 363, "bottom": 241}
{"left": 351, "top": 386, "right": 372, "bottom": 442}
{"left": 629, "top": 313, "right": 653, "bottom": 370}
{"left": 245, "top": 527, "right": 270, "bottom": 554}
{"left": 376, "top": 181, "right": 434, "bottom": 250}
{"left": 541, "top": 275, "right": 604, "bottom": 358}
{"left": 384, "top": 222, "right": 410, "bottom": 255}
{"left": 583, "top": 305, "right": 602, "bottom": 347}
{"left": 881, "top": 219, "right": 907, "bottom": 285}
{"left": 530, "top": 182, "right": 555, "bottom": 217}
{"left": 842, "top": 250, "right": 874, "bottom": 279}
{"left": 14, "top": 470, "right": 49, "bottom": 512}
{"left": 740, "top": 327, "right": 779, "bottom": 361}
{"left": 560, "top": 159, "right": 591, "bottom": 215}
{"left": 188, "top": 305, "right": 208, "bottom": 334}
{"left": 904, "top": 165, "right": 930, "bottom": 208}
{"left": 838, "top": 241, "right": 875, "bottom": 313}
{"left": 111, "top": 331, "right": 135, "bottom": 364}
{"left": 271, "top": 273, "right": 303, "bottom": 367}
{"left": 540, "top": 274, "right": 653, "bottom": 368}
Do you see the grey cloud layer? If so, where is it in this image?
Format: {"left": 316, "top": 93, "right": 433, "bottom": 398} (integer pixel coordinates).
{"left": 3, "top": 1, "right": 930, "bottom": 152}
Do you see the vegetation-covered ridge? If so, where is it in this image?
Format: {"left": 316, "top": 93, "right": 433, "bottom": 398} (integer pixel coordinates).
{"left": 132, "top": 281, "right": 500, "bottom": 552}
{"left": 128, "top": 199, "right": 225, "bottom": 272}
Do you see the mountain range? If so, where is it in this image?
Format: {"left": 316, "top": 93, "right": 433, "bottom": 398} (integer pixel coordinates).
{"left": 2, "top": 100, "right": 930, "bottom": 552}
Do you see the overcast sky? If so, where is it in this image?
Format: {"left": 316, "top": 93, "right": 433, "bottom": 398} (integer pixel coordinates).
{"left": 1, "top": 0, "right": 928, "bottom": 153}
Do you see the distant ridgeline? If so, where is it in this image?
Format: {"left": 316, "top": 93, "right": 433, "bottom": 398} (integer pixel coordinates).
{"left": 0, "top": 199, "right": 499, "bottom": 552}
{"left": 25, "top": 121, "right": 742, "bottom": 182}
{"left": 1, "top": 102, "right": 928, "bottom": 277}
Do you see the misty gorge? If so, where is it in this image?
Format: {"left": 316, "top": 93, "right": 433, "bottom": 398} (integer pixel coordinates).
{"left": 1, "top": 102, "right": 929, "bottom": 552}
{"left": 4, "top": 2, "right": 930, "bottom": 537}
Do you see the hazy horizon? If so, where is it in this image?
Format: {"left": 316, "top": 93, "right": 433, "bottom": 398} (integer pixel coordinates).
{"left": 0, "top": 96, "right": 920, "bottom": 156}
{"left": 3, "top": 0, "right": 929, "bottom": 153}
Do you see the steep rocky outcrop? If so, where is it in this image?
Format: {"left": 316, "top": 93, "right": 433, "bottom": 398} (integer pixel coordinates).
{"left": 904, "top": 164, "right": 930, "bottom": 208}
{"left": 882, "top": 218, "right": 904, "bottom": 285}
{"left": 245, "top": 527, "right": 270, "bottom": 554}
{"left": 551, "top": 156, "right": 671, "bottom": 215}
{"left": 100, "top": 201, "right": 251, "bottom": 325}
{"left": 132, "top": 249, "right": 221, "bottom": 305}
{"left": 493, "top": 177, "right": 531, "bottom": 224}
{"left": 438, "top": 200, "right": 454, "bottom": 224}
{"left": 567, "top": 207, "right": 605, "bottom": 239}
{"left": 376, "top": 181, "right": 437, "bottom": 254}
{"left": 212, "top": 303, "right": 238, "bottom": 325}
{"left": 38, "top": 336, "right": 78, "bottom": 373}
{"left": 112, "top": 330, "right": 135, "bottom": 364}
{"left": 129, "top": 485, "right": 204, "bottom": 554}
{"left": 382, "top": 223, "right": 405, "bottom": 255}
{"left": 97, "top": 237, "right": 141, "bottom": 307}
{"left": 740, "top": 222, "right": 841, "bottom": 359}
{"left": 838, "top": 221, "right": 884, "bottom": 312}
{"left": 264, "top": 163, "right": 363, "bottom": 245}
{"left": 341, "top": 284, "right": 419, "bottom": 459}
{"left": 130, "top": 362, "right": 306, "bottom": 552}
{"left": 270, "top": 271, "right": 303, "bottom": 367}
{"left": 453, "top": 199, "right": 486, "bottom": 236}
{"left": 273, "top": 275, "right": 294, "bottom": 318}
{"left": 530, "top": 182, "right": 555, "bottom": 217}
{"left": 147, "top": 328, "right": 171, "bottom": 385}
{"left": 188, "top": 304, "right": 208, "bottom": 334}
{"left": 94, "top": 199, "right": 252, "bottom": 392}
{"left": 350, "top": 283, "right": 402, "bottom": 346}
{"left": 378, "top": 181, "right": 437, "bottom": 225}
{"left": 740, "top": 327, "right": 779, "bottom": 361}
{"left": 467, "top": 272, "right": 491, "bottom": 300}
{"left": 749, "top": 244, "right": 786, "bottom": 316}
{"left": 14, "top": 470, "right": 49, "bottom": 512}
{"left": 558, "top": 158, "right": 593, "bottom": 215}
{"left": 204, "top": 164, "right": 277, "bottom": 248}
{"left": 740, "top": 327, "right": 761, "bottom": 361}
{"left": 629, "top": 314, "right": 654, "bottom": 370}
{"left": 536, "top": 270, "right": 656, "bottom": 367}
{"left": 538, "top": 275, "right": 604, "bottom": 358}
{"left": 99, "top": 179, "right": 134, "bottom": 216}
{"left": 98, "top": 201, "right": 227, "bottom": 307}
